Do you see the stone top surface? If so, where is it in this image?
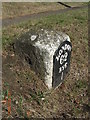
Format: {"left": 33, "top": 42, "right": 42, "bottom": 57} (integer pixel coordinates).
{"left": 30, "top": 29, "right": 70, "bottom": 54}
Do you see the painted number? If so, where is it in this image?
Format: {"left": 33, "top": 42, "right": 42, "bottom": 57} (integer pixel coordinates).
{"left": 60, "top": 52, "right": 68, "bottom": 65}
{"left": 59, "top": 62, "right": 68, "bottom": 73}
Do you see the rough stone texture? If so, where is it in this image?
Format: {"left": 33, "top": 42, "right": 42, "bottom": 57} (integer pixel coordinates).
{"left": 15, "top": 29, "right": 71, "bottom": 89}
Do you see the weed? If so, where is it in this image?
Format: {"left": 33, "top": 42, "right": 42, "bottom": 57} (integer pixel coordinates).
{"left": 73, "top": 106, "right": 81, "bottom": 116}
{"left": 37, "top": 91, "right": 44, "bottom": 99}
{"left": 19, "top": 95, "right": 23, "bottom": 107}
{"left": 29, "top": 92, "right": 41, "bottom": 105}
{"left": 4, "top": 82, "right": 9, "bottom": 87}
{"left": 75, "top": 80, "right": 87, "bottom": 89}
{"left": 16, "top": 107, "right": 23, "bottom": 117}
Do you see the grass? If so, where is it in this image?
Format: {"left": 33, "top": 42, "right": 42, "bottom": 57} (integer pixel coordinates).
{"left": 2, "top": 82, "right": 9, "bottom": 99}
{"left": 2, "top": 2, "right": 65, "bottom": 19}
{"left": 75, "top": 80, "right": 87, "bottom": 89}
{"left": 2, "top": 2, "right": 85, "bottom": 19}
{"left": 2, "top": 7, "right": 88, "bottom": 47}
{"left": 29, "top": 90, "right": 45, "bottom": 105}
{"left": 29, "top": 92, "right": 41, "bottom": 105}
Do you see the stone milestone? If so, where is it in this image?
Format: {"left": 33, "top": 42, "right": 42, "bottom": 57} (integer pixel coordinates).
{"left": 15, "top": 29, "right": 72, "bottom": 89}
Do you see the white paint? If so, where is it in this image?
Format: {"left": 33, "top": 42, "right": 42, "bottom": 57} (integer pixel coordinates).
{"left": 56, "top": 41, "right": 71, "bottom": 78}
{"left": 59, "top": 62, "right": 68, "bottom": 74}
{"left": 60, "top": 52, "right": 68, "bottom": 65}
{"left": 56, "top": 43, "right": 71, "bottom": 63}
{"left": 61, "top": 72, "right": 63, "bottom": 81}
{"left": 34, "top": 30, "right": 70, "bottom": 89}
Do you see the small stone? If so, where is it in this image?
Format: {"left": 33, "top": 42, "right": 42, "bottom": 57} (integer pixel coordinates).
{"left": 20, "top": 87, "right": 22, "bottom": 90}
{"left": 11, "top": 53, "right": 15, "bottom": 57}
{"left": 15, "top": 101, "right": 18, "bottom": 105}
{"left": 5, "top": 96, "right": 8, "bottom": 100}
{"left": 41, "top": 98, "right": 45, "bottom": 101}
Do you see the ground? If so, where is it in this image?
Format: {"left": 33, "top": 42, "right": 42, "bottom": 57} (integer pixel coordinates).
{"left": 2, "top": 3, "right": 89, "bottom": 119}
{"left": 2, "top": 2, "right": 85, "bottom": 19}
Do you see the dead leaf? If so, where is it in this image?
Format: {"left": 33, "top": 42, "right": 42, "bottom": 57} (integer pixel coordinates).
{"left": 1, "top": 100, "right": 7, "bottom": 104}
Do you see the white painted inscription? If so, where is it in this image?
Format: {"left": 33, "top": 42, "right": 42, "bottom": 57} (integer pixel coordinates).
{"left": 56, "top": 43, "right": 71, "bottom": 74}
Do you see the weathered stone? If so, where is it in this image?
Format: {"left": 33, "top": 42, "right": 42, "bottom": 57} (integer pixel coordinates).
{"left": 15, "top": 29, "right": 72, "bottom": 89}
